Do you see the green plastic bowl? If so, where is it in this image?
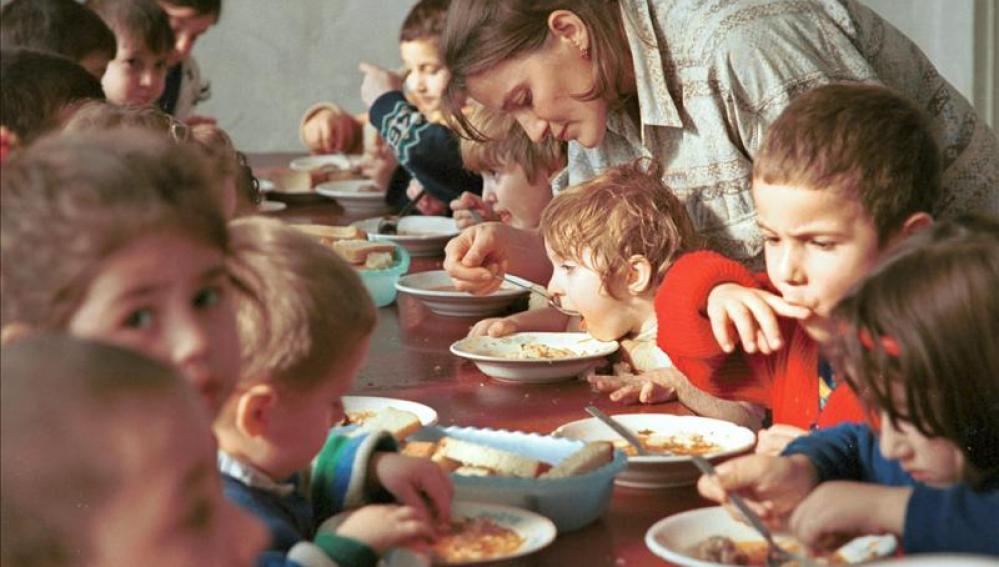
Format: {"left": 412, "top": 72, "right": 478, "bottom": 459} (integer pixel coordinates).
{"left": 357, "top": 243, "right": 410, "bottom": 307}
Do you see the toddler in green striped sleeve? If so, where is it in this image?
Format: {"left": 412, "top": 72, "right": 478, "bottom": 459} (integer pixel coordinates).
{"left": 215, "top": 217, "right": 452, "bottom": 567}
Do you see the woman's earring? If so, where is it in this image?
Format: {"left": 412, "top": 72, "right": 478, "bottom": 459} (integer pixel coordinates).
{"left": 581, "top": 46, "right": 591, "bottom": 60}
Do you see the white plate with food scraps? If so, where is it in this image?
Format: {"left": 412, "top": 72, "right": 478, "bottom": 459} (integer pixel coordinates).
{"left": 645, "top": 506, "right": 897, "bottom": 567}
{"left": 450, "top": 332, "right": 619, "bottom": 384}
{"left": 354, "top": 216, "right": 460, "bottom": 257}
{"left": 289, "top": 153, "right": 359, "bottom": 173}
{"left": 257, "top": 199, "right": 287, "bottom": 213}
{"left": 315, "top": 179, "right": 392, "bottom": 217}
{"left": 554, "top": 414, "right": 756, "bottom": 488}
{"left": 395, "top": 270, "right": 529, "bottom": 317}
{"left": 341, "top": 396, "right": 438, "bottom": 428}
{"left": 431, "top": 501, "right": 557, "bottom": 565}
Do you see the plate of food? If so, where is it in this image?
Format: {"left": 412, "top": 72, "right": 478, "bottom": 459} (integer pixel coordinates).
{"left": 315, "top": 179, "right": 392, "bottom": 218}
{"left": 429, "top": 501, "right": 557, "bottom": 565}
{"left": 395, "top": 270, "right": 528, "bottom": 317}
{"left": 354, "top": 216, "right": 459, "bottom": 257}
{"left": 645, "top": 506, "right": 897, "bottom": 567}
{"left": 553, "top": 414, "right": 756, "bottom": 488}
{"left": 449, "top": 332, "right": 619, "bottom": 383}
{"left": 339, "top": 395, "right": 438, "bottom": 440}
{"left": 257, "top": 199, "right": 287, "bottom": 213}
{"left": 289, "top": 153, "right": 358, "bottom": 174}
{"left": 259, "top": 169, "right": 325, "bottom": 203}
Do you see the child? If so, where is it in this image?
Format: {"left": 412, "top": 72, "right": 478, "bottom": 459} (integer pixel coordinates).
{"left": 0, "top": 0, "right": 116, "bottom": 79}
{"left": 0, "top": 129, "right": 241, "bottom": 418}
{"left": 452, "top": 105, "right": 564, "bottom": 230}
{"left": 651, "top": 84, "right": 939, "bottom": 453}
{"left": 86, "top": 0, "right": 175, "bottom": 107}
{"left": 0, "top": 48, "right": 105, "bottom": 143}
{"left": 697, "top": 216, "right": 999, "bottom": 555}
{"left": 218, "top": 217, "right": 452, "bottom": 564}
{"left": 1, "top": 333, "right": 268, "bottom": 567}
{"left": 472, "top": 160, "right": 764, "bottom": 427}
{"left": 155, "top": 0, "right": 219, "bottom": 122}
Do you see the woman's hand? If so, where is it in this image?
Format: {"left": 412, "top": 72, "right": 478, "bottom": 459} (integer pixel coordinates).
{"left": 789, "top": 482, "right": 910, "bottom": 550}
{"left": 443, "top": 223, "right": 513, "bottom": 295}
{"left": 360, "top": 62, "right": 404, "bottom": 109}
{"left": 303, "top": 107, "right": 362, "bottom": 154}
{"left": 697, "top": 453, "right": 819, "bottom": 528}
{"left": 706, "top": 283, "right": 811, "bottom": 354}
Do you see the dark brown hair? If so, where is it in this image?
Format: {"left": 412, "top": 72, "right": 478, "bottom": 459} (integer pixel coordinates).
{"left": 0, "top": 48, "right": 105, "bottom": 141}
{"left": 440, "top": 0, "right": 629, "bottom": 140}
{"left": 1, "top": 130, "right": 226, "bottom": 329}
{"left": 754, "top": 83, "right": 941, "bottom": 242}
{"left": 399, "top": 0, "right": 449, "bottom": 43}
{"left": 540, "top": 158, "right": 701, "bottom": 294}
{"left": 0, "top": 0, "right": 116, "bottom": 63}
{"left": 826, "top": 215, "right": 999, "bottom": 482}
{"left": 85, "top": 0, "right": 175, "bottom": 56}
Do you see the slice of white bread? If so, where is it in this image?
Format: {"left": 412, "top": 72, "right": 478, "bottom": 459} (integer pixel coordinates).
{"left": 293, "top": 224, "right": 366, "bottom": 244}
{"left": 433, "top": 437, "right": 549, "bottom": 478}
{"left": 364, "top": 251, "right": 394, "bottom": 270}
{"left": 401, "top": 441, "right": 438, "bottom": 459}
{"left": 539, "top": 441, "right": 614, "bottom": 479}
{"left": 332, "top": 239, "right": 396, "bottom": 264}
{"left": 353, "top": 407, "right": 422, "bottom": 441}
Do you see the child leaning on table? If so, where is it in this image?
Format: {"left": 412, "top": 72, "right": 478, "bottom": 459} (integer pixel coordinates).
{"left": 698, "top": 216, "right": 999, "bottom": 556}
{"left": 1, "top": 334, "right": 267, "bottom": 567}
{"left": 0, "top": 130, "right": 242, "bottom": 419}
{"left": 652, "top": 84, "right": 939, "bottom": 454}
{"left": 217, "top": 217, "right": 452, "bottom": 566}
{"left": 471, "top": 159, "right": 765, "bottom": 428}
{"left": 85, "top": 0, "right": 174, "bottom": 107}
{"left": 451, "top": 105, "right": 565, "bottom": 230}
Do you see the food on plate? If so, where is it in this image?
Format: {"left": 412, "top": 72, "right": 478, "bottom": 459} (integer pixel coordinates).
{"left": 431, "top": 517, "right": 524, "bottom": 564}
{"left": 404, "top": 437, "right": 614, "bottom": 479}
{"left": 690, "top": 536, "right": 845, "bottom": 566}
{"left": 292, "top": 224, "right": 366, "bottom": 245}
{"left": 613, "top": 430, "right": 722, "bottom": 457}
{"left": 331, "top": 239, "right": 396, "bottom": 265}
{"left": 539, "top": 441, "right": 614, "bottom": 478}
{"left": 343, "top": 407, "right": 423, "bottom": 441}
{"left": 500, "top": 342, "right": 575, "bottom": 360}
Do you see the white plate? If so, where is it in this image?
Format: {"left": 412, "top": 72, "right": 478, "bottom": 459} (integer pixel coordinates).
{"left": 289, "top": 153, "right": 356, "bottom": 173}
{"left": 395, "top": 270, "right": 528, "bottom": 317}
{"left": 315, "top": 179, "right": 392, "bottom": 217}
{"left": 257, "top": 199, "right": 287, "bottom": 212}
{"left": 341, "top": 395, "right": 438, "bottom": 427}
{"left": 866, "top": 556, "right": 999, "bottom": 566}
{"left": 645, "top": 506, "right": 897, "bottom": 567}
{"left": 257, "top": 178, "right": 276, "bottom": 193}
{"left": 434, "top": 501, "right": 557, "bottom": 565}
{"left": 554, "top": 414, "right": 755, "bottom": 488}
{"left": 450, "top": 332, "right": 618, "bottom": 384}
{"left": 354, "top": 216, "right": 459, "bottom": 257}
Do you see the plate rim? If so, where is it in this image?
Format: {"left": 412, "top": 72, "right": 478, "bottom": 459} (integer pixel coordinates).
{"left": 341, "top": 395, "right": 438, "bottom": 427}
{"left": 395, "top": 270, "right": 528, "bottom": 300}
{"left": 354, "top": 216, "right": 460, "bottom": 242}
{"left": 438, "top": 500, "right": 558, "bottom": 565}
{"left": 288, "top": 153, "right": 354, "bottom": 172}
{"left": 314, "top": 180, "right": 385, "bottom": 200}
{"left": 450, "top": 332, "right": 619, "bottom": 364}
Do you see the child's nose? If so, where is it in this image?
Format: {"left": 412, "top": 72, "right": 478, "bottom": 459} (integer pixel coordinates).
{"left": 774, "top": 246, "right": 805, "bottom": 285}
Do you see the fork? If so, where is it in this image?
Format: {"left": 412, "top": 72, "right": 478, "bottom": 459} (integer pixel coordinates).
{"left": 690, "top": 455, "right": 819, "bottom": 567}
{"left": 501, "top": 274, "right": 581, "bottom": 317}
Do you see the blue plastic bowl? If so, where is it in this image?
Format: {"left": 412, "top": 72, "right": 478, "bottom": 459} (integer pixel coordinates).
{"left": 411, "top": 426, "right": 628, "bottom": 532}
{"left": 357, "top": 244, "right": 410, "bottom": 307}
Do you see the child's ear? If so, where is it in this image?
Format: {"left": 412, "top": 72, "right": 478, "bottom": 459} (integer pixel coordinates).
{"left": 899, "top": 212, "right": 933, "bottom": 238}
{"left": 1, "top": 322, "right": 36, "bottom": 346}
{"left": 235, "top": 384, "right": 278, "bottom": 438}
{"left": 625, "top": 255, "right": 655, "bottom": 295}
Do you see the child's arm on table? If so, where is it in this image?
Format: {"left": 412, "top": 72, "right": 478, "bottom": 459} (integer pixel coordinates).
{"left": 468, "top": 306, "right": 570, "bottom": 338}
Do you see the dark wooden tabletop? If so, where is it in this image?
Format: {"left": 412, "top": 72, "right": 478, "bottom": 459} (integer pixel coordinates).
{"left": 249, "top": 154, "right": 711, "bottom": 567}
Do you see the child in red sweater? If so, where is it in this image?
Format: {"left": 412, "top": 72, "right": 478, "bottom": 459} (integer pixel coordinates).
{"left": 651, "top": 84, "right": 940, "bottom": 453}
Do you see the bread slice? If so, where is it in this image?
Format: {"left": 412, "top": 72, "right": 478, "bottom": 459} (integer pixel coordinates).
{"left": 332, "top": 239, "right": 396, "bottom": 264}
{"left": 401, "top": 441, "right": 438, "bottom": 459}
{"left": 539, "top": 441, "right": 614, "bottom": 479}
{"left": 292, "top": 224, "right": 366, "bottom": 244}
{"left": 364, "top": 251, "right": 394, "bottom": 270}
{"left": 453, "top": 466, "right": 494, "bottom": 477}
{"left": 434, "top": 437, "right": 547, "bottom": 478}
{"left": 354, "top": 407, "right": 422, "bottom": 441}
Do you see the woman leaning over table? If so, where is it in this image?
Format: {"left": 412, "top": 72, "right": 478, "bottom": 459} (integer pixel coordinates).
{"left": 438, "top": 0, "right": 999, "bottom": 292}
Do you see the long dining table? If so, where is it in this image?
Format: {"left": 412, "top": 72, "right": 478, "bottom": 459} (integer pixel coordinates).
{"left": 250, "top": 154, "right": 715, "bottom": 566}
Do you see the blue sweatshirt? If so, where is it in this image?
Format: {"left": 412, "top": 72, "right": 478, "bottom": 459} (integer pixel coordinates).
{"left": 783, "top": 423, "right": 999, "bottom": 556}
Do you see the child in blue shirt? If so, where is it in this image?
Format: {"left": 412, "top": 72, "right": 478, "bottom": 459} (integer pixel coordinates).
{"left": 698, "top": 216, "right": 999, "bottom": 556}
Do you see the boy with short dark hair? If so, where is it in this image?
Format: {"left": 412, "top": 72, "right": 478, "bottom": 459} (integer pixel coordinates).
{"left": 0, "top": 0, "right": 116, "bottom": 79}
{"left": 653, "top": 83, "right": 939, "bottom": 453}
{"left": 155, "top": 0, "right": 220, "bottom": 121}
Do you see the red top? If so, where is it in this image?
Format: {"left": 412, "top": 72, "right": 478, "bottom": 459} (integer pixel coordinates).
{"left": 655, "top": 251, "right": 868, "bottom": 430}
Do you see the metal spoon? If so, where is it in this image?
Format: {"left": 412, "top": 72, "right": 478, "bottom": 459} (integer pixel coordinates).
{"left": 501, "top": 274, "right": 581, "bottom": 317}
{"left": 584, "top": 405, "right": 648, "bottom": 456}
{"left": 378, "top": 188, "right": 427, "bottom": 235}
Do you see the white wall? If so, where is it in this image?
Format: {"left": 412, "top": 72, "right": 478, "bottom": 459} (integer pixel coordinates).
{"left": 194, "top": 0, "right": 988, "bottom": 152}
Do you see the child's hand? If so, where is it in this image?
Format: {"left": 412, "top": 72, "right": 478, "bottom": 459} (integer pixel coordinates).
{"left": 183, "top": 114, "right": 217, "bottom": 127}
{"left": 706, "top": 283, "right": 811, "bottom": 354}
{"left": 370, "top": 453, "right": 453, "bottom": 528}
{"left": 405, "top": 179, "right": 448, "bottom": 216}
{"left": 335, "top": 504, "right": 436, "bottom": 553}
{"left": 789, "top": 482, "right": 911, "bottom": 550}
{"left": 587, "top": 365, "right": 683, "bottom": 404}
{"left": 359, "top": 62, "right": 404, "bottom": 108}
{"left": 358, "top": 145, "right": 397, "bottom": 191}
{"left": 697, "top": 453, "right": 819, "bottom": 528}
{"left": 450, "top": 192, "right": 495, "bottom": 229}
{"left": 303, "top": 107, "right": 362, "bottom": 154}
{"left": 468, "top": 317, "right": 518, "bottom": 338}
{"left": 754, "top": 424, "right": 808, "bottom": 456}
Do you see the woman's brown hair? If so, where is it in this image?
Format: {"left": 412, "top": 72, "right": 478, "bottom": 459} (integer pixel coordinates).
{"left": 826, "top": 215, "right": 999, "bottom": 482}
{"left": 440, "top": 0, "right": 630, "bottom": 140}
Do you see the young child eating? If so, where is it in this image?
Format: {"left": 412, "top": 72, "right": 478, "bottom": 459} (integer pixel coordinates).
{"left": 1, "top": 334, "right": 267, "bottom": 567}
{"left": 218, "top": 217, "right": 452, "bottom": 564}
{"left": 653, "top": 84, "right": 939, "bottom": 452}
{"left": 1, "top": 129, "right": 241, "bottom": 418}
{"left": 86, "top": 0, "right": 175, "bottom": 107}
{"left": 697, "top": 216, "right": 999, "bottom": 556}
